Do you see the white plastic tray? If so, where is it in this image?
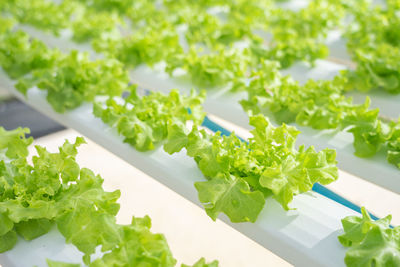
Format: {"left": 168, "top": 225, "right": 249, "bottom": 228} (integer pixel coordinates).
{"left": 0, "top": 73, "right": 360, "bottom": 267}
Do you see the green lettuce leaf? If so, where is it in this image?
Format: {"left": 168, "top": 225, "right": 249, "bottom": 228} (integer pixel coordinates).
{"left": 15, "top": 218, "right": 53, "bottom": 241}
{"left": 95, "top": 87, "right": 205, "bottom": 152}
{"left": 0, "top": 127, "right": 32, "bottom": 159}
{"left": 181, "top": 258, "right": 219, "bottom": 267}
{"left": 339, "top": 207, "right": 400, "bottom": 267}
{"left": 46, "top": 259, "right": 81, "bottom": 267}
{"left": 195, "top": 174, "right": 265, "bottom": 223}
{"left": 0, "top": 230, "right": 17, "bottom": 253}
{"left": 89, "top": 216, "right": 177, "bottom": 267}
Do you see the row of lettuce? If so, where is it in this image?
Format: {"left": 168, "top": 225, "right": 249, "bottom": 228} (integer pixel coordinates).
{"left": 1, "top": 0, "right": 399, "bottom": 169}
{"left": 0, "top": 127, "right": 218, "bottom": 267}
{"left": 2, "top": 0, "right": 400, "bottom": 94}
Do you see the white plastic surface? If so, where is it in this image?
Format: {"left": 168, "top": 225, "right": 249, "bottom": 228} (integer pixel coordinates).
{"left": 0, "top": 227, "right": 85, "bottom": 267}
{"left": 0, "top": 73, "right": 360, "bottom": 267}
